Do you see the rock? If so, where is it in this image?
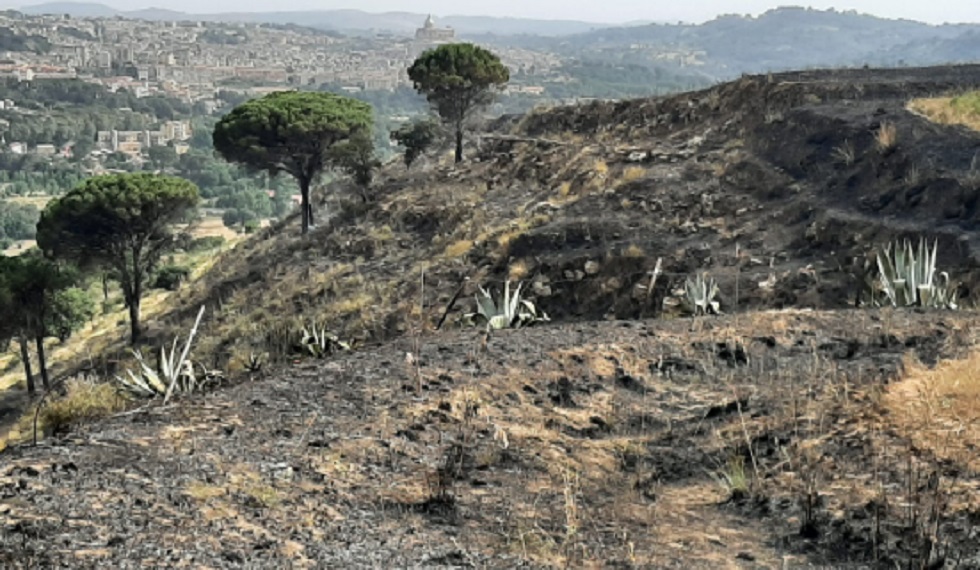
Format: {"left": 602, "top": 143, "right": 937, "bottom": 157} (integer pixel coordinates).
{"left": 584, "top": 260, "right": 600, "bottom": 275}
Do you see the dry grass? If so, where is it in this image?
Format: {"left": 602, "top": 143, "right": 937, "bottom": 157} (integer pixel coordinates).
{"left": 622, "top": 166, "right": 646, "bottom": 182}
{"left": 6, "top": 195, "right": 53, "bottom": 208}
{"left": 885, "top": 349, "right": 980, "bottom": 472}
{"left": 38, "top": 376, "right": 128, "bottom": 435}
{"left": 908, "top": 91, "right": 980, "bottom": 133}
{"left": 622, "top": 244, "right": 645, "bottom": 258}
{"left": 875, "top": 121, "right": 897, "bottom": 151}
{"left": 179, "top": 215, "right": 242, "bottom": 240}
{"left": 508, "top": 258, "right": 530, "bottom": 281}
{"left": 2, "top": 239, "right": 36, "bottom": 256}
{"left": 443, "top": 239, "right": 474, "bottom": 259}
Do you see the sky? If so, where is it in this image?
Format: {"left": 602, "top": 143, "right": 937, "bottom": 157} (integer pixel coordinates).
{"left": 11, "top": 1, "right": 980, "bottom": 25}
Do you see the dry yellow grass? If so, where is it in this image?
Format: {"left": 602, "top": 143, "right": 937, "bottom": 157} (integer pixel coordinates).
{"left": 909, "top": 91, "right": 980, "bottom": 133}
{"left": 875, "top": 121, "right": 897, "bottom": 151}
{"left": 185, "top": 482, "right": 227, "bottom": 502}
{"left": 508, "top": 259, "right": 530, "bottom": 281}
{"left": 6, "top": 195, "right": 53, "bottom": 208}
{"left": 180, "top": 215, "right": 241, "bottom": 240}
{"left": 38, "top": 377, "right": 128, "bottom": 435}
{"left": 622, "top": 244, "right": 645, "bottom": 258}
{"left": 443, "top": 239, "right": 474, "bottom": 259}
{"left": 885, "top": 350, "right": 980, "bottom": 472}
{"left": 2, "top": 239, "right": 36, "bottom": 256}
{"left": 622, "top": 166, "right": 646, "bottom": 182}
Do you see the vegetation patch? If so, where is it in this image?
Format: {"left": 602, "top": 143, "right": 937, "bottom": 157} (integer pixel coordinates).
{"left": 908, "top": 91, "right": 980, "bottom": 132}
{"left": 37, "top": 376, "right": 127, "bottom": 435}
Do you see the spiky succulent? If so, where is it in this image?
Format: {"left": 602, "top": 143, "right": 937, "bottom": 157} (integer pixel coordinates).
{"left": 300, "top": 321, "right": 351, "bottom": 358}
{"left": 115, "top": 306, "right": 207, "bottom": 400}
{"left": 874, "top": 239, "right": 957, "bottom": 309}
{"left": 684, "top": 272, "right": 721, "bottom": 316}
{"left": 466, "top": 280, "right": 549, "bottom": 330}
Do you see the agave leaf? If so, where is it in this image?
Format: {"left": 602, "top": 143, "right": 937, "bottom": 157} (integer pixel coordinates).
{"left": 475, "top": 286, "right": 497, "bottom": 321}
{"left": 506, "top": 281, "right": 524, "bottom": 324}
{"left": 488, "top": 315, "right": 510, "bottom": 330}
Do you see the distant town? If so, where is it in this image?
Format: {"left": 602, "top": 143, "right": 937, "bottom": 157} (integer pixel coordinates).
{"left": 1, "top": 11, "right": 559, "bottom": 98}
{"left": 0, "top": 10, "right": 566, "bottom": 159}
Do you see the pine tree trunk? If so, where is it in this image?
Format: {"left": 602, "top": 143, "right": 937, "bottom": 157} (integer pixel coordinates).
{"left": 454, "top": 127, "right": 464, "bottom": 163}
{"left": 19, "top": 337, "right": 35, "bottom": 397}
{"left": 35, "top": 335, "right": 50, "bottom": 391}
{"left": 129, "top": 298, "right": 141, "bottom": 344}
{"left": 300, "top": 177, "right": 311, "bottom": 234}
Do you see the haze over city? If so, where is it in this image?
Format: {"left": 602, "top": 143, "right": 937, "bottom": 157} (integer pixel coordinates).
{"left": 7, "top": 0, "right": 980, "bottom": 25}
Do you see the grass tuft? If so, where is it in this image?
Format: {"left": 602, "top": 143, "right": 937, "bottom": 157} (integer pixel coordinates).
{"left": 40, "top": 377, "right": 128, "bottom": 434}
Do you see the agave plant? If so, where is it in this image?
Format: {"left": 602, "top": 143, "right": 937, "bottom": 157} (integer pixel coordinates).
{"left": 115, "top": 306, "right": 206, "bottom": 402}
{"left": 874, "top": 239, "right": 958, "bottom": 309}
{"left": 466, "top": 280, "right": 549, "bottom": 330}
{"left": 684, "top": 272, "right": 721, "bottom": 316}
{"left": 300, "top": 321, "right": 351, "bottom": 358}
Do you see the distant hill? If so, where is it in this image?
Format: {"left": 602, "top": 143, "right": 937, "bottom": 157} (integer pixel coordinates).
{"left": 19, "top": 1, "right": 116, "bottom": 17}
{"left": 17, "top": 3, "right": 610, "bottom": 36}
{"left": 554, "top": 7, "right": 980, "bottom": 77}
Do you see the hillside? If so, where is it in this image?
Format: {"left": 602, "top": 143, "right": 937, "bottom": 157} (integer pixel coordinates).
{"left": 530, "top": 8, "right": 980, "bottom": 78}
{"left": 3, "top": 65, "right": 980, "bottom": 567}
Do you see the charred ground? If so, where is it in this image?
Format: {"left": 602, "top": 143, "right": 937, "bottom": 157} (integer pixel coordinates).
{"left": 2, "top": 64, "right": 980, "bottom": 568}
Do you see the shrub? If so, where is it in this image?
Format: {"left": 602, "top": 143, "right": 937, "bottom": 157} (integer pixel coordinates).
{"left": 187, "top": 235, "right": 226, "bottom": 252}
{"left": 41, "top": 376, "right": 127, "bottom": 434}
{"left": 151, "top": 265, "right": 190, "bottom": 291}
{"left": 49, "top": 287, "right": 97, "bottom": 342}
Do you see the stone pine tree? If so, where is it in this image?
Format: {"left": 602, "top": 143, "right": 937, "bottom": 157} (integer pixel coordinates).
{"left": 212, "top": 91, "right": 373, "bottom": 234}
{"left": 408, "top": 43, "right": 509, "bottom": 163}
{"left": 36, "top": 173, "right": 199, "bottom": 344}
{"left": 0, "top": 254, "right": 91, "bottom": 395}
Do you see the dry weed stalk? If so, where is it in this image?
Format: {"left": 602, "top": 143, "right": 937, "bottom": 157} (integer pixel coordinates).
{"left": 876, "top": 121, "right": 898, "bottom": 152}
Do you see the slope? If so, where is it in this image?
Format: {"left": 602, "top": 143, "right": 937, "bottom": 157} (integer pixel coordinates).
{"left": 2, "top": 64, "right": 980, "bottom": 568}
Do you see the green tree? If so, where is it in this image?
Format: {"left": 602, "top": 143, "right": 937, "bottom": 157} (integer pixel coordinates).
{"left": 330, "top": 129, "right": 381, "bottom": 200}
{"left": 70, "top": 137, "right": 95, "bottom": 162}
{"left": 407, "top": 43, "right": 509, "bottom": 163}
{"left": 392, "top": 118, "right": 440, "bottom": 169}
{"left": 48, "top": 286, "right": 96, "bottom": 343}
{"left": 147, "top": 144, "right": 179, "bottom": 169}
{"left": 212, "top": 91, "right": 373, "bottom": 234}
{"left": 0, "top": 264, "right": 35, "bottom": 395}
{"left": 0, "top": 254, "right": 86, "bottom": 394}
{"left": 36, "top": 173, "right": 200, "bottom": 343}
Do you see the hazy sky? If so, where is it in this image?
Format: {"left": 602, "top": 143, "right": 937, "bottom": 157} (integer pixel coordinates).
{"left": 12, "top": 1, "right": 980, "bottom": 25}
